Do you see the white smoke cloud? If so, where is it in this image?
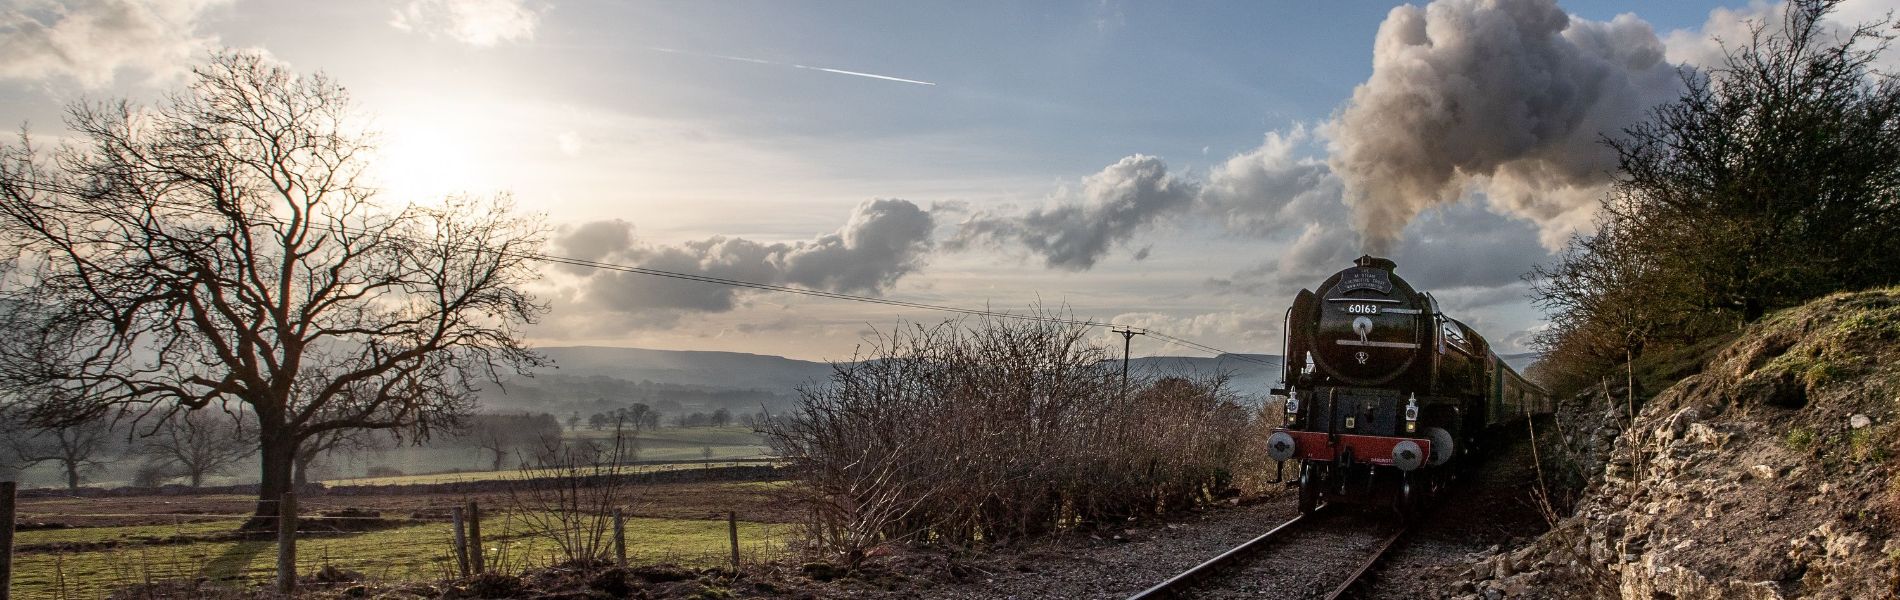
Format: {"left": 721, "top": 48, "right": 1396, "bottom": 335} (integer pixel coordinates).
{"left": 389, "top": 0, "right": 540, "bottom": 47}
{"left": 949, "top": 154, "right": 1198, "bottom": 270}
{"left": 0, "top": 0, "right": 232, "bottom": 87}
{"left": 960, "top": 1, "right": 1701, "bottom": 270}
{"left": 555, "top": 199, "right": 935, "bottom": 321}
{"left": 1329, "top": 0, "right": 1682, "bottom": 252}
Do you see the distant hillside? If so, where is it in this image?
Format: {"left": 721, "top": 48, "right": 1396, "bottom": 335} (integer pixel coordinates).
{"left": 533, "top": 346, "right": 838, "bottom": 390}
{"left": 1124, "top": 354, "right": 1284, "bottom": 401}
{"left": 479, "top": 347, "right": 1286, "bottom": 414}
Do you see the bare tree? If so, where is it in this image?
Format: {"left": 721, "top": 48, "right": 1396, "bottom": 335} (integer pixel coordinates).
{"left": 3, "top": 416, "right": 111, "bottom": 491}
{"left": 141, "top": 407, "right": 255, "bottom": 488}
{"left": 293, "top": 427, "right": 385, "bottom": 487}
{"left": 0, "top": 51, "right": 547, "bottom": 525}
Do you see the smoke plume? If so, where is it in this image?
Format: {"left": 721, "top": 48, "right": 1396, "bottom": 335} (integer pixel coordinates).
{"left": 1329, "top": 0, "right": 1681, "bottom": 252}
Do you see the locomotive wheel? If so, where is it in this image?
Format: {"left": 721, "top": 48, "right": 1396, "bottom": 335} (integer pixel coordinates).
{"left": 1298, "top": 463, "right": 1320, "bottom": 515}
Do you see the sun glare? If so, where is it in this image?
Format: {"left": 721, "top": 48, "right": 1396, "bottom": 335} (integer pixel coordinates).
{"left": 372, "top": 109, "right": 498, "bottom": 204}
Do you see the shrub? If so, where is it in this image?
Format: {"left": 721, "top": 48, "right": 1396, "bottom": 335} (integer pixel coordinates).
{"left": 764, "top": 315, "right": 1253, "bottom": 566}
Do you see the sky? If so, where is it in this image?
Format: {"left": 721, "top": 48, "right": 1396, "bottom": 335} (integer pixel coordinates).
{"left": 3, "top": 0, "right": 1895, "bottom": 363}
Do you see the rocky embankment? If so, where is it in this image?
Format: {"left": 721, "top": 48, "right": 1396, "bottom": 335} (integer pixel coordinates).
{"left": 1466, "top": 288, "right": 1900, "bottom": 599}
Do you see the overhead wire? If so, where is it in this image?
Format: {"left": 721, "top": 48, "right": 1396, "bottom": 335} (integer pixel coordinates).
{"left": 0, "top": 175, "right": 1281, "bottom": 367}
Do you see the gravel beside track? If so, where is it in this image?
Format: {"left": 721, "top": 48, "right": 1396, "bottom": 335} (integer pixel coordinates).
{"left": 875, "top": 425, "right": 1549, "bottom": 600}
{"left": 1185, "top": 510, "right": 1401, "bottom": 599}
{"left": 904, "top": 499, "right": 1301, "bottom": 599}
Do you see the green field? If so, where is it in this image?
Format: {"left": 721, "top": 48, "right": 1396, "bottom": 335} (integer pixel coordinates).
{"left": 567, "top": 425, "right": 773, "bottom": 461}
{"left": 323, "top": 425, "right": 775, "bottom": 486}
{"left": 324, "top": 459, "right": 779, "bottom": 487}
{"left": 13, "top": 514, "right": 790, "bottom": 599}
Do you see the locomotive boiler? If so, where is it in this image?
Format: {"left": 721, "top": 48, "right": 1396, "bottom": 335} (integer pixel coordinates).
{"left": 1267, "top": 255, "right": 1550, "bottom": 518}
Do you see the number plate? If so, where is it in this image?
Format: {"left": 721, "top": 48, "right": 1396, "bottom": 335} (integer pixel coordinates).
{"left": 1346, "top": 304, "right": 1379, "bottom": 315}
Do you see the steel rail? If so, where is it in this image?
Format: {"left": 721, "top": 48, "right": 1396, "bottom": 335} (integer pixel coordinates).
{"left": 1321, "top": 526, "right": 1408, "bottom": 600}
{"left": 1125, "top": 514, "right": 1309, "bottom": 600}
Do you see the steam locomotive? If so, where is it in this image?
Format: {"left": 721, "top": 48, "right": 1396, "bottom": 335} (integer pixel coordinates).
{"left": 1267, "top": 255, "right": 1551, "bottom": 518}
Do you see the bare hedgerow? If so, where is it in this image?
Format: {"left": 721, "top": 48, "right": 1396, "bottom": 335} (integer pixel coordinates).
{"left": 765, "top": 314, "right": 1253, "bottom": 567}
{"left": 504, "top": 419, "right": 641, "bottom": 566}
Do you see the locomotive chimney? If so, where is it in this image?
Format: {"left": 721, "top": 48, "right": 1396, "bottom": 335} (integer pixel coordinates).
{"left": 1354, "top": 255, "right": 1398, "bottom": 271}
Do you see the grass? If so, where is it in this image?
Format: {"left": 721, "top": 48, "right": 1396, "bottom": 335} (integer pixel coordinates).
{"left": 10, "top": 514, "right": 790, "bottom": 599}
{"left": 326, "top": 426, "right": 774, "bottom": 485}
{"left": 325, "top": 459, "right": 778, "bottom": 487}
{"left": 1784, "top": 426, "right": 1817, "bottom": 452}
{"left": 15, "top": 520, "right": 238, "bottom": 547}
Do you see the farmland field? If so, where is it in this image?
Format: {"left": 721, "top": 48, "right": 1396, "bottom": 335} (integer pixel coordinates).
{"left": 5, "top": 426, "right": 775, "bottom": 491}
{"left": 11, "top": 478, "right": 796, "bottom": 599}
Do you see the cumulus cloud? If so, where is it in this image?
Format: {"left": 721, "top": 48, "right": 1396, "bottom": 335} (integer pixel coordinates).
{"left": 949, "top": 154, "right": 1198, "bottom": 270}
{"left": 1200, "top": 125, "right": 1343, "bottom": 238}
{"left": 389, "top": 0, "right": 540, "bottom": 46}
{"left": 1664, "top": 1, "right": 1899, "bottom": 73}
{"left": 1330, "top": 0, "right": 1681, "bottom": 252}
{"left": 551, "top": 218, "right": 632, "bottom": 271}
{"left": 1663, "top": 1, "right": 1783, "bottom": 68}
{"left": 1107, "top": 308, "right": 1285, "bottom": 350}
{"left": 555, "top": 199, "right": 935, "bottom": 321}
{"left": 0, "top": 0, "right": 231, "bottom": 87}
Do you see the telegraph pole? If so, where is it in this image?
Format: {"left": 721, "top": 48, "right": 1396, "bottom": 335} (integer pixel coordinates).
{"left": 1113, "top": 328, "right": 1143, "bottom": 397}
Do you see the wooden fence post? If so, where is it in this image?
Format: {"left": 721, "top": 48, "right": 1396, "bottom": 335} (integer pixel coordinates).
{"left": 2, "top": 481, "right": 16, "bottom": 600}
{"left": 727, "top": 511, "right": 740, "bottom": 570}
{"left": 276, "top": 491, "right": 297, "bottom": 595}
{"left": 613, "top": 509, "right": 626, "bottom": 568}
{"left": 467, "top": 501, "right": 485, "bottom": 575}
{"left": 452, "top": 506, "right": 470, "bottom": 578}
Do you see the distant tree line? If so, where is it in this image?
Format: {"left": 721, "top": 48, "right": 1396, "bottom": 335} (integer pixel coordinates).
{"left": 581, "top": 404, "right": 768, "bottom": 430}
{"left": 1, "top": 408, "right": 255, "bottom": 491}
{"left": 1530, "top": 0, "right": 1900, "bottom": 394}
{"left": 489, "top": 374, "right": 795, "bottom": 417}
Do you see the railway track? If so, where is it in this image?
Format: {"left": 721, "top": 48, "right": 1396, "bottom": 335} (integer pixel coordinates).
{"left": 1127, "top": 509, "right": 1408, "bottom": 599}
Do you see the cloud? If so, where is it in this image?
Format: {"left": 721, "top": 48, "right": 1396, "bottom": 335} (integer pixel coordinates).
{"left": 1206, "top": 200, "right": 1553, "bottom": 309}
{"left": 957, "top": 1, "right": 1702, "bottom": 270}
{"left": 1104, "top": 307, "right": 1286, "bottom": 355}
{"left": 1200, "top": 125, "right": 1343, "bottom": 238}
{"left": 1663, "top": 1, "right": 1782, "bottom": 68}
{"left": 0, "top": 0, "right": 232, "bottom": 87}
{"left": 1329, "top": 0, "right": 1682, "bottom": 253}
{"left": 552, "top": 218, "right": 632, "bottom": 265}
{"left": 949, "top": 154, "right": 1198, "bottom": 270}
{"left": 1664, "top": 1, "right": 1898, "bottom": 73}
{"left": 390, "top": 0, "right": 540, "bottom": 47}
{"left": 554, "top": 199, "right": 935, "bottom": 322}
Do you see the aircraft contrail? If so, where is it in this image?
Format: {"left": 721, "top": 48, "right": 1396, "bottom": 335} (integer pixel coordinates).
{"left": 648, "top": 47, "right": 936, "bottom": 86}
